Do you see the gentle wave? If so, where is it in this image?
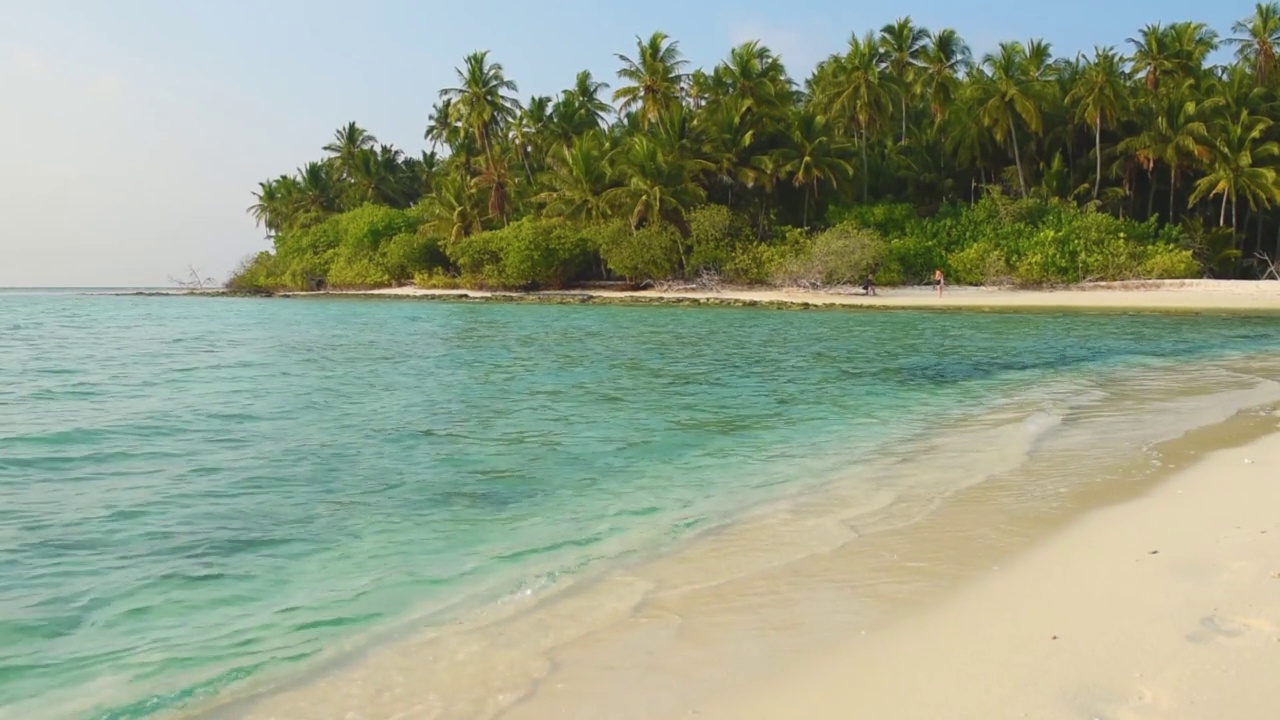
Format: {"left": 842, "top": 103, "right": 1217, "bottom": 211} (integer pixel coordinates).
{"left": 3, "top": 295, "right": 1280, "bottom": 719}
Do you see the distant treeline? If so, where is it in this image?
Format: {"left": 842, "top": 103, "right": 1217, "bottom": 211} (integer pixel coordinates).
{"left": 232, "top": 6, "right": 1280, "bottom": 290}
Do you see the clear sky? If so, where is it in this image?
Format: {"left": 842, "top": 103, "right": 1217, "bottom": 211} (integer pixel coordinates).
{"left": 0, "top": 0, "right": 1258, "bottom": 286}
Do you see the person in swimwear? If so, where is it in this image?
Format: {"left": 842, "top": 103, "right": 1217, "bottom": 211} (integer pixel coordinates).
{"left": 861, "top": 272, "right": 876, "bottom": 296}
{"left": 934, "top": 268, "right": 945, "bottom": 297}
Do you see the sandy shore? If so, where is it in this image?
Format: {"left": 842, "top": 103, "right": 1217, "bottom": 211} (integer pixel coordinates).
{"left": 701, "top": 429, "right": 1280, "bottom": 720}
{"left": 348, "top": 279, "right": 1280, "bottom": 312}
{"left": 200, "top": 365, "right": 1280, "bottom": 720}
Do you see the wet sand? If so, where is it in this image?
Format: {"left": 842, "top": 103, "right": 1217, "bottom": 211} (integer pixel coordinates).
{"left": 354, "top": 279, "right": 1280, "bottom": 313}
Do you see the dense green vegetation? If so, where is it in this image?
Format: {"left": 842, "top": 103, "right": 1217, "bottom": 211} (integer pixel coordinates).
{"left": 232, "top": 5, "right": 1280, "bottom": 291}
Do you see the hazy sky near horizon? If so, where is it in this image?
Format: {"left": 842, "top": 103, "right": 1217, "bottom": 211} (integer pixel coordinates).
{"left": 0, "top": 0, "right": 1254, "bottom": 286}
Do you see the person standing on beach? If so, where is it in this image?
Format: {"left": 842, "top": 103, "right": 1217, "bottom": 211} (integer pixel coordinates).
{"left": 862, "top": 272, "right": 877, "bottom": 296}
{"left": 934, "top": 268, "right": 945, "bottom": 297}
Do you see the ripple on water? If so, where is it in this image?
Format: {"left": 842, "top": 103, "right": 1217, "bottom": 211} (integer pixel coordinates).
{"left": 2, "top": 294, "right": 1280, "bottom": 718}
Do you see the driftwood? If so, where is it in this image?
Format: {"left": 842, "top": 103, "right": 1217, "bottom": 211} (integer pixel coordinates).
{"left": 169, "top": 265, "right": 218, "bottom": 290}
{"left": 653, "top": 270, "right": 725, "bottom": 293}
{"left": 1255, "top": 252, "right": 1280, "bottom": 281}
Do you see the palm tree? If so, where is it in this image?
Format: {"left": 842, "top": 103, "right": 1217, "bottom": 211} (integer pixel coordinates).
{"left": 815, "top": 31, "right": 891, "bottom": 202}
{"left": 296, "top": 161, "right": 340, "bottom": 214}
{"left": 773, "top": 113, "right": 854, "bottom": 228}
{"left": 715, "top": 41, "right": 792, "bottom": 121}
{"left": 1128, "top": 83, "right": 1215, "bottom": 222}
{"left": 649, "top": 102, "right": 709, "bottom": 168}
{"left": 880, "top": 16, "right": 929, "bottom": 142}
{"left": 604, "top": 135, "right": 707, "bottom": 234}
{"left": 747, "top": 150, "right": 787, "bottom": 235}
{"left": 403, "top": 151, "right": 441, "bottom": 200}
{"left": 247, "top": 177, "right": 288, "bottom": 237}
{"left": 348, "top": 146, "right": 404, "bottom": 207}
{"left": 424, "top": 100, "right": 461, "bottom": 154}
{"left": 1229, "top": 2, "right": 1280, "bottom": 83}
{"left": 919, "top": 28, "right": 973, "bottom": 125}
{"left": 1166, "top": 21, "right": 1219, "bottom": 80}
{"left": 1066, "top": 47, "right": 1128, "bottom": 198}
{"left": 247, "top": 175, "right": 306, "bottom": 236}
{"left": 613, "top": 32, "right": 688, "bottom": 127}
{"left": 1128, "top": 24, "right": 1176, "bottom": 93}
{"left": 513, "top": 95, "right": 552, "bottom": 182}
{"left": 424, "top": 175, "right": 482, "bottom": 242}
{"left": 566, "top": 70, "right": 614, "bottom": 127}
{"left": 699, "top": 102, "right": 757, "bottom": 208}
{"left": 976, "top": 41, "right": 1051, "bottom": 198}
{"left": 537, "top": 130, "right": 614, "bottom": 222}
{"left": 686, "top": 69, "right": 715, "bottom": 109}
{"left": 472, "top": 150, "right": 516, "bottom": 224}
{"left": 440, "top": 51, "right": 521, "bottom": 177}
{"left": 323, "top": 122, "right": 378, "bottom": 180}
{"left": 945, "top": 86, "right": 1000, "bottom": 197}
{"left": 1189, "top": 109, "right": 1280, "bottom": 235}
{"left": 1209, "top": 62, "right": 1271, "bottom": 118}
{"left": 1172, "top": 21, "right": 1218, "bottom": 74}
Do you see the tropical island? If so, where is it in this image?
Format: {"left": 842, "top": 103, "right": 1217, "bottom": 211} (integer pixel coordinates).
{"left": 231, "top": 5, "right": 1280, "bottom": 294}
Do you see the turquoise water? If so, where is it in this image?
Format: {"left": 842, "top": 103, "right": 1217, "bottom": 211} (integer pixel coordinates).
{"left": 3, "top": 292, "right": 1280, "bottom": 719}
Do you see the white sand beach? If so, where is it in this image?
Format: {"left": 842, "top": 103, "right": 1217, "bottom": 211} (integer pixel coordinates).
{"left": 356, "top": 278, "right": 1280, "bottom": 312}
{"left": 701, "top": 429, "right": 1280, "bottom": 720}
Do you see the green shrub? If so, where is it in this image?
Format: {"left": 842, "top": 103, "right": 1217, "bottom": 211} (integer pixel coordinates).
{"left": 442, "top": 231, "right": 503, "bottom": 280}
{"left": 334, "top": 205, "right": 418, "bottom": 256}
{"left": 327, "top": 256, "right": 392, "bottom": 289}
{"left": 772, "top": 223, "right": 887, "bottom": 287}
{"left": 949, "top": 241, "right": 1012, "bottom": 286}
{"left": 494, "top": 219, "right": 595, "bottom": 288}
{"left": 595, "top": 221, "right": 683, "bottom": 282}
{"left": 443, "top": 219, "right": 596, "bottom": 289}
{"left": 413, "top": 269, "right": 464, "bottom": 289}
{"left": 884, "top": 235, "right": 944, "bottom": 284}
{"left": 241, "top": 204, "right": 425, "bottom": 290}
{"left": 382, "top": 232, "right": 445, "bottom": 281}
{"left": 686, "top": 204, "right": 753, "bottom": 274}
{"left": 231, "top": 195, "right": 1205, "bottom": 291}
{"left": 826, "top": 203, "right": 919, "bottom": 237}
{"left": 225, "top": 252, "right": 279, "bottom": 291}
{"left": 1141, "top": 245, "right": 1200, "bottom": 279}
{"left": 723, "top": 243, "right": 790, "bottom": 284}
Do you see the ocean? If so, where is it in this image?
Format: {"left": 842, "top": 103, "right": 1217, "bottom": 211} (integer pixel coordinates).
{"left": 3, "top": 290, "right": 1280, "bottom": 719}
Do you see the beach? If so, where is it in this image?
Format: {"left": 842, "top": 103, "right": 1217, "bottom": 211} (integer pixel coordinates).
{"left": 348, "top": 278, "right": 1280, "bottom": 312}
{"left": 205, "top": 354, "right": 1280, "bottom": 720}
{"left": 701, "top": 421, "right": 1280, "bottom": 720}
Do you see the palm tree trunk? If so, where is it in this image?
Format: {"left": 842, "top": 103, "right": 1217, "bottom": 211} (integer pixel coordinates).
{"left": 520, "top": 151, "right": 534, "bottom": 185}
{"left": 803, "top": 186, "right": 811, "bottom": 229}
{"left": 1147, "top": 169, "right": 1156, "bottom": 219}
{"left": 1009, "top": 118, "right": 1027, "bottom": 199}
{"left": 1169, "top": 165, "right": 1177, "bottom": 224}
{"left": 901, "top": 97, "right": 908, "bottom": 144}
{"left": 1275, "top": 212, "right": 1280, "bottom": 258}
{"left": 1093, "top": 114, "right": 1103, "bottom": 200}
{"left": 860, "top": 130, "right": 870, "bottom": 203}
{"left": 1220, "top": 191, "right": 1229, "bottom": 227}
{"left": 813, "top": 177, "right": 820, "bottom": 227}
